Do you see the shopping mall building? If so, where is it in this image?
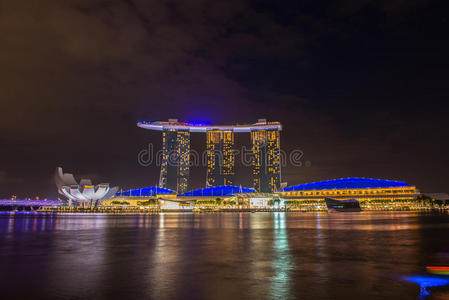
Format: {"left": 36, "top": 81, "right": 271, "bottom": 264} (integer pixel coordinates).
{"left": 106, "top": 177, "right": 420, "bottom": 211}
{"left": 278, "top": 177, "right": 419, "bottom": 210}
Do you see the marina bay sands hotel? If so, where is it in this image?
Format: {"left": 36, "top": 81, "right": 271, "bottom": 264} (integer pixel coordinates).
{"left": 138, "top": 119, "right": 282, "bottom": 194}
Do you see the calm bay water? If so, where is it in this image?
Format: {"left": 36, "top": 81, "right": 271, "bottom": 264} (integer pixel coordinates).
{"left": 1, "top": 212, "right": 449, "bottom": 300}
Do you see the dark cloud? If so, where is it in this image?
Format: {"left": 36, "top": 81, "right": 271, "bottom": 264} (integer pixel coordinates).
{"left": 336, "top": 0, "right": 430, "bottom": 14}
{"left": 0, "top": 0, "right": 448, "bottom": 197}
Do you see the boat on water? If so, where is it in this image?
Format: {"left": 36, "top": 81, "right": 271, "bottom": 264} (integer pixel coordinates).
{"left": 325, "top": 197, "right": 362, "bottom": 212}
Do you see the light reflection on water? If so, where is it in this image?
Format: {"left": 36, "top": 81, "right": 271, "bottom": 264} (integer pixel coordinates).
{"left": 271, "top": 212, "right": 292, "bottom": 299}
{"left": 1, "top": 212, "right": 449, "bottom": 299}
{"left": 403, "top": 276, "right": 449, "bottom": 299}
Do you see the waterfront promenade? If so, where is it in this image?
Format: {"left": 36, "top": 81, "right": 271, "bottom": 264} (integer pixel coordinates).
{"left": 2, "top": 199, "right": 447, "bottom": 214}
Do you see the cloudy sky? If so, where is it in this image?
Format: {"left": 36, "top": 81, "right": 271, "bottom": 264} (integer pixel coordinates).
{"left": 0, "top": 0, "right": 448, "bottom": 197}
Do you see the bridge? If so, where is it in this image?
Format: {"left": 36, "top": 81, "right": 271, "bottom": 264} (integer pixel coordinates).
{"left": 0, "top": 199, "right": 62, "bottom": 210}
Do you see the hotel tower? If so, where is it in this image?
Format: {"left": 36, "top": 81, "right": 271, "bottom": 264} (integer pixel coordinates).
{"left": 137, "top": 119, "right": 281, "bottom": 194}
{"left": 250, "top": 119, "right": 281, "bottom": 193}
{"left": 159, "top": 121, "right": 190, "bottom": 194}
{"left": 206, "top": 130, "right": 235, "bottom": 186}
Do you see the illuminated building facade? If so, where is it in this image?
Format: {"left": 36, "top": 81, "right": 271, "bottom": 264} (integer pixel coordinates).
{"left": 280, "top": 178, "right": 419, "bottom": 210}
{"left": 178, "top": 185, "right": 255, "bottom": 197}
{"left": 251, "top": 120, "right": 281, "bottom": 193}
{"left": 160, "top": 128, "right": 190, "bottom": 194}
{"left": 106, "top": 179, "right": 427, "bottom": 211}
{"left": 206, "top": 130, "right": 235, "bottom": 186}
{"left": 137, "top": 119, "right": 282, "bottom": 194}
{"left": 54, "top": 167, "right": 118, "bottom": 207}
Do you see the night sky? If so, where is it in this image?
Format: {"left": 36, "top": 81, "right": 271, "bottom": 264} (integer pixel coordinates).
{"left": 1, "top": 0, "right": 448, "bottom": 198}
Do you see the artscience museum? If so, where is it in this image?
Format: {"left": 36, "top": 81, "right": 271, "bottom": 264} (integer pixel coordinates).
{"left": 55, "top": 167, "right": 119, "bottom": 208}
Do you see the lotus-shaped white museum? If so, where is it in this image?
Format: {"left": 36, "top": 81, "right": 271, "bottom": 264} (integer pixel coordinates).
{"left": 55, "top": 167, "right": 119, "bottom": 207}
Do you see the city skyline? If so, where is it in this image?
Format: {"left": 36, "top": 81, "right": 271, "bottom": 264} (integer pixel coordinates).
{"left": 1, "top": 2, "right": 449, "bottom": 300}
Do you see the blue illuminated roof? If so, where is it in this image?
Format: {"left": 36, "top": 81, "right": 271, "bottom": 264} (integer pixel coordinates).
{"left": 283, "top": 177, "right": 411, "bottom": 191}
{"left": 116, "top": 186, "right": 174, "bottom": 197}
{"left": 179, "top": 185, "right": 255, "bottom": 197}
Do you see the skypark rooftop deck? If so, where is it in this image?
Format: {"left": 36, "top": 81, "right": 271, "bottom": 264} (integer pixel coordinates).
{"left": 137, "top": 119, "right": 282, "bottom": 132}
